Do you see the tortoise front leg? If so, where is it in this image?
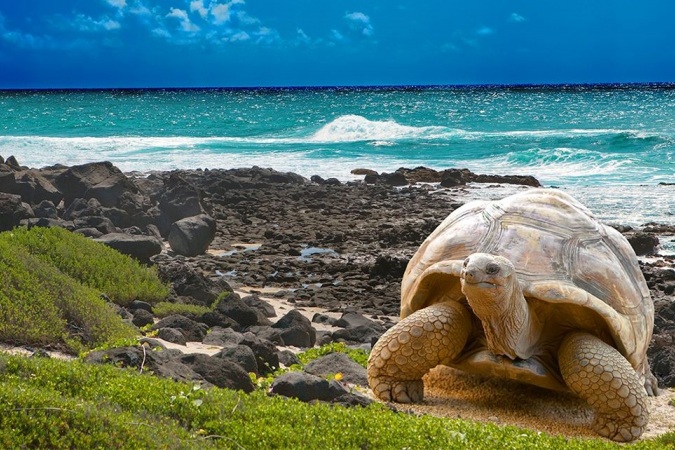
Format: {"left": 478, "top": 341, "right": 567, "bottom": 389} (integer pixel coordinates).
{"left": 558, "top": 332, "right": 649, "bottom": 442}
{"left": 367, "top": 302, "right": 471, "bottom": 403}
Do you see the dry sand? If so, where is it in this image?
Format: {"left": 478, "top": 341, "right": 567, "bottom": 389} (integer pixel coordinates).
{"left": 390, "top": 366, "right": 675, "bottom": 441}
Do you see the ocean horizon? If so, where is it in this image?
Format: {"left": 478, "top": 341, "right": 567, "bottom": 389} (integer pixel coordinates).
{"left": 2, "top": 83, "right": 674, "bottom": 231}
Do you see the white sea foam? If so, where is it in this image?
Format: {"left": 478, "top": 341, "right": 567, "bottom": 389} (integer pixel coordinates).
{"left": 309, "top": 114, "right": 451, "bottom": 142}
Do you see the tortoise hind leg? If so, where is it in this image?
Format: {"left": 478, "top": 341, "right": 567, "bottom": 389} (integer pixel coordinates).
{"left": 558, "top": 332, "right": 649, "bottom": 442}
{"left": 367, "top": 302, "right": 471, "bottom": 403}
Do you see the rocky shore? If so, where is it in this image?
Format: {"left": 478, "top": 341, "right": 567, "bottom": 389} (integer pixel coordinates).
{"left": 1, "top": 155, "right": 675, "bottom": 418}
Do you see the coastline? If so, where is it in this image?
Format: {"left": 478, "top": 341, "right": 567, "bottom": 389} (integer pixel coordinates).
{"left": 2, "top": 157, "right": 675, "bottom": 440}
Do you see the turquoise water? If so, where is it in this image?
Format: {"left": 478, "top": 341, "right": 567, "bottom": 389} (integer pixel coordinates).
{"left": 1, "top": 85, "right": 675, "bottom": 227}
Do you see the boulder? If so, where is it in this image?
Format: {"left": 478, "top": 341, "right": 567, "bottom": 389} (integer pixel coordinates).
{"left": 33, "top": 200, "right": 58, "bottom": 219}
{"left": 156, "top": 259, "right": 232, "bottom": 307}
{"left": 151, "top": 315, "right": 208, "bottom": 342}
{"left": 240, "top": 333, "right": 280, "bottom": 375}
{"left": 331, "top": 324, "right": 383, "bottom": 346}
{"left": 628, "top": 232, "right": 659, "bottom": 256}
{"left": 168, "top": 214, "right": 216, "bottom": 257}
{"left": 131, "top": 309, "right": 155, "bottom": 328}
{"left": 95, "top": 233, "right": 163, "bottom": 263}
{"left": 157, "top": 327, "right": 187, "bottom": 345}
{"left": 54, "top": 161, "right": 136, "bottom": 207}
{"left": 272, "top": 309, "right": 316, "bottom": 348}
{"left": 155, "top": 174, "right": 205, "bottom": 235}
{"left": 215, "top": 345, "right": 259, "bottom": 375}
{"left": 0, "top": 193, "right": 32, "bottom": 231}
{"left": 270, "top": 372, "right": 347, "bottom": 402}
{"left": 303, "top": 352, "right": 368, "bottom": 386}
{"left": 15, "top": 171, "right": 63, "bottom": 205}
{"left": 179, "top": 353, "right": 254, "bottom": 392}
{"left": 202, "top": 327, "right": 246, "bottom": 346}
{"left": 215, "top": 293, "right": 260, "bottom": 327}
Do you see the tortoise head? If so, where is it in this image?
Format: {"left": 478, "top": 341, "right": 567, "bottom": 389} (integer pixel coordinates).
{"left": 460, "top": 253, "right": 519, "bottom": 317}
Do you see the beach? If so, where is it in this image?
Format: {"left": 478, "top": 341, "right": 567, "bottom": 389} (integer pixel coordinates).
{"left": 2, "top": 155, "right": 674, "bottom": 440}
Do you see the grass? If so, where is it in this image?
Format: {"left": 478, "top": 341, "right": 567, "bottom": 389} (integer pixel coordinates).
{"left": 0, "top": 227, "right": 169, "bottom": 352}
{"left": 0, "top": 352, "right": 672, "bottom": 449}
{"left": 0, "top": 226, "right": 169, "bottom": 306}
{"left": 153, "top": 301, "right": 213, "bottom": 319}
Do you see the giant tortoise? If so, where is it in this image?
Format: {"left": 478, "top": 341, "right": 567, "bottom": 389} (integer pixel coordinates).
{"left": 367, "top": 188, "right": 657, "bottom": 442}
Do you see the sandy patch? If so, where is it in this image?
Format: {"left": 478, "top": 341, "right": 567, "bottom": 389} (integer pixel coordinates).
{"left": 387, "top": 365, "right": 675, "bottom": 441}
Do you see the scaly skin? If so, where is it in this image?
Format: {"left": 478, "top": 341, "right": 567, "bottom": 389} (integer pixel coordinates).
{"left": 558, "top": 332, "right": 649, "bottom": 442}
{"left": 367, "top": 302, "right": 472, "bottom": 403}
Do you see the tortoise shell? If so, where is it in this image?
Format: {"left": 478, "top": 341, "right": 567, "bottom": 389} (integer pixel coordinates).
{"left": 401, "top": 189, "right": 653, "bottom": 382}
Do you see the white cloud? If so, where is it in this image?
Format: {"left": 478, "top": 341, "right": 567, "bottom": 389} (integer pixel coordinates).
{"left": 166, "top": 8, "right": 200, "bottom": 32}
{"left": 73, "top": 14, "right": 121, "bottom": 32}
{"left": 211, "top": 3, "right": 232, "bottom": 24}
{"left": 252, "top": 27, "right": 279, "bottom": 44}
{"left": 509, "top": 13, "right": 526, "bottom": 23}
{"left": 152, "top": 27, "right": 171, "bottom": 38}
{"left": 227, "top": 31, "right": 250, "bottom": 42}
{"left": 106, "top": 0, "right": 127, "bottom": 9}
{"left": 476, "top": 26, "right": 494, "bottom": 36}
{"left": 296, "top": 28, "right": 310, "bottom": 44}
{"left": 344, "top": 11, "right": 374, "bottom": 38}
{"left": 331, "top": 29, "right": 344, "bottom": 41}
{"left": 190, "top": 0, "right": 209, "bottom": 19}
{"left": 235, "top": 10, "right": 259, "bottom": 26}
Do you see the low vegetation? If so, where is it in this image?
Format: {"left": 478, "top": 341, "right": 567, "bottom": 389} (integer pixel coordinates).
{"left": 0, "top": 226, "right": 169, "bottom": 306}
{"left": 0, "top": 227, "right": 168, "bottom": 352}
{"left": 0, "top": 352, "right": 672, "bottom": 449}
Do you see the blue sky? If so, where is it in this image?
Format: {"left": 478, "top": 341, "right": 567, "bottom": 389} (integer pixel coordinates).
{"left": 0, "top": 0, "right": 674, "bottom": 88}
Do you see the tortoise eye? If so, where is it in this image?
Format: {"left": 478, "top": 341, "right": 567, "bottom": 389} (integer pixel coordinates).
{"left": 485, "top": 263, "right": 500, "bottom": 275}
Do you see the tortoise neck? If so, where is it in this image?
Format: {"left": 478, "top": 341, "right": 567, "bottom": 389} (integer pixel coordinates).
{"left": 467, "top": 279, "right": 541, "bottom": 360}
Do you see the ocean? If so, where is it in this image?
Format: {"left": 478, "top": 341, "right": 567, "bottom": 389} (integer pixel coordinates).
{"left": 1, "top": 84, "right": 674, "bottom": 230}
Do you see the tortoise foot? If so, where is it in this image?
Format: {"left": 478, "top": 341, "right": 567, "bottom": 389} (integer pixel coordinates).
{"left": 367, "top": 301, "right": 471, "bottom": 403}
{"left": 593, "top": 414, "right": 646, "bottom": 443}
{"left": 371, "top": 378, "right": 424, "bottom": 403}
{"left": 559, "top": 332, "right": 648, "bottom": 442}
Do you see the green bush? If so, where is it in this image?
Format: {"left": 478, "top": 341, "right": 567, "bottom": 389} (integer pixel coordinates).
{"left": 0, "top": 240, "right": 136, "bottom": 352}
{"left": 0, "top": 353, "right": 671, "bottom": 449}
{"left": 0, "top": 227, "right": 169, "bottom": 305}
{"left": 153, "top": 302, "right": 212, "bottom": 319}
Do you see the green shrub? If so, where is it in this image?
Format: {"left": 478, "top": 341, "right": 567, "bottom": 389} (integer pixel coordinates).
{"left": 0, "top": 353, "right": 670, "bottom": 449}
{"left": 153, "top": 302, "right": 212, "bottom": 319}
{"left": 297, "top": 342, "right": 369, "bottom": 367}
{"left": 0, "top": 240, "right": 136, "bottom": 352}
{"left": 0, "top": 227, "right": 169, "bottom": 305}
